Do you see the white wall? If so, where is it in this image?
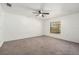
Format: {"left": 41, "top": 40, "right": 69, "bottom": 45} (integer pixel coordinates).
{"left": 44, "top": 13, "right": 79, "bottom": 43}
{"left": 0, "top": 5, "right": 4, "bottom": 47}
{"left": 4, "top": 12, "right": 43, "bottom": 41}
{"left": 0, "top": 5, "right": 3, "bottom": 41}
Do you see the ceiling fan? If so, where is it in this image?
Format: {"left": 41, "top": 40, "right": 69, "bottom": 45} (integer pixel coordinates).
{"left": 33, "top": 9, "right": 50, "bottom": 17}
{"left": 32, "top": 4, "right": 50, "bottom": 17}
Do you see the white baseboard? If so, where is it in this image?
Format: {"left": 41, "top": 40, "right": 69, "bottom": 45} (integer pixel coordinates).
{"left": 45, "top": 35, "right": 79, "bottom": 44}
{"left": 0, "top": 41, "right": 4, "bottom": 47}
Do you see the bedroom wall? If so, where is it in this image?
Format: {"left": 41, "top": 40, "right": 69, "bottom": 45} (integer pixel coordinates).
{"left": 0, "top": 5, "right": 4, "bottom": 47}
{"left": 44, "top": 13, "right": 79, "bottom": 43}
{"left": 4, "top": 12, "right": 43, "bottom": 41}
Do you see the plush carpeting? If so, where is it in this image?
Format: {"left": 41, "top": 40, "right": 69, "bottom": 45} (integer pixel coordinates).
{"left": 0, "top": 35, "right": 79, "bottom": 55}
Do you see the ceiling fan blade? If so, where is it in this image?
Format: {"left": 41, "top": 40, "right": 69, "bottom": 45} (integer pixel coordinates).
{"left": 42, "top": 13, "right": 49, "bottom": 14}
{"left": 32, "top": 11, "right": 39, "bottom": 14}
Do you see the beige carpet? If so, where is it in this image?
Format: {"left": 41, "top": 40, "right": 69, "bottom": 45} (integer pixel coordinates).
{"left": 0, "top": 35, "right": 79, "bottom": 55}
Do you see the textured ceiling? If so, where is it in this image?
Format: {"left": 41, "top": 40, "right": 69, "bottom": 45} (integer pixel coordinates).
{"left": 1, "top": 3, "right": 79, "bottom": 19}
